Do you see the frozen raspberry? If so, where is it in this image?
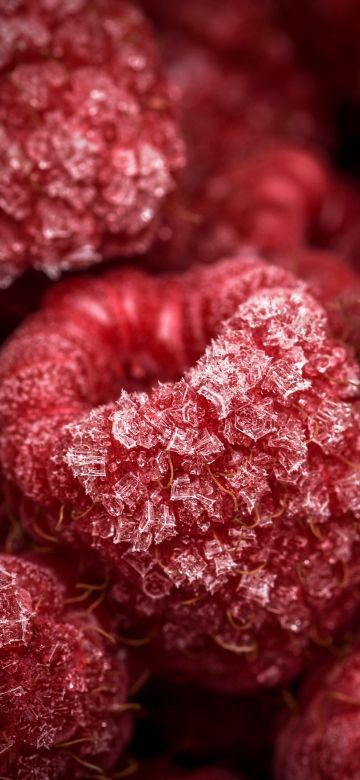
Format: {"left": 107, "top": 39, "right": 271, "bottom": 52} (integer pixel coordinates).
{"left": 1, "top": 256, "right": 360, "bottom": 693}
{"left": 274, "top": 249, "right": 360, "bottom": 354}
{"left": 140, "top": 0, "right": 272, "bottom": 57}
{"left": 186, "top": 144, "right": 360, "bottom": 268}
{"left": 0, "top": 0, "right": 185, "bottom": 287}
{"left": 275, "top": 640, "right": 360, "bottom": 780}
{"left": 0, "top": 552, "right": 132, "bottom": 779}
{"left": 139, "top": 2, "right": 333, "bottom": 274}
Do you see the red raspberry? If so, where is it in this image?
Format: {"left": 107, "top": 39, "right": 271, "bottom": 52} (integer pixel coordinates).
{"left": 0, "top": 552, "right": 132, "bottom": 779}
{"left": 275, "top": 641, "right": 360, "bottom": 780}
{"left": 141, "top": 0, "right": 271, "bottom": 57}
{"left": 1, "top": 257, "right": 360, "bottom": 693}
{"left": 0, "top": 0, "right": 185, "bottom": 286}
{"left": 140, "top": 6, "right": 333, "bottom": 274}
{"left": 274, "top": 249, "right": 360, "bottom": 353}
{"left": 183, "top": 144, "right": 360, "bottom": 268}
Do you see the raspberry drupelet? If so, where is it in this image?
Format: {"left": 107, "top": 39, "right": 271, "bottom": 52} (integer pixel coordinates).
{"left": 0, "top": 552, "right": 132, "bottom": 779}
{"left": 275, "top": 640, "right": 360, "bottom": 780}
{"left": 0, "top": 0, "right": 185, "bottom": 287}
{"left": 0, "top": 256, "right": 360, "bottom": 693}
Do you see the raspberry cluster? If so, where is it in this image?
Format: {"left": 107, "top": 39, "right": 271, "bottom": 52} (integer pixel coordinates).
{"left": 1, "top": 257, "right": 360, "bottom": 694}
{"left": 0, "top": 552, "right": 132, "bottom": 779}
{"left": 0, "top": 0, "right": 185, "bottom": 286}
{"left": 275, "top": 642, "right": 360, "bottom": 780}
{"left": 1, "top": 1, "right": 360, "bottom": 778}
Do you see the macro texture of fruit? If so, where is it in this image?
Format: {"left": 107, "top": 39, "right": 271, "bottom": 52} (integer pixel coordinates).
{"left": 0, "top": 0, "right": 185, "bottom": 287}
{"left": 0, "top": 552, "right": 132, "bottom": 779}
{"left": 275, "top": 641, "right": 360, "bottom": 780}
{"left": 1, "top": 256, "right": 360, "bottom": 693}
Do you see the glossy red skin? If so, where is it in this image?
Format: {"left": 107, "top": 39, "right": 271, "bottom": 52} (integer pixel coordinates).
{"left": 0, "top": 552, "right": 132, "bottom": 779}
{"left": 1, "top": 256, "right": 360, "bottom": 694}
{"left": 0, "top": 0, "right": 185, "bottom": 286}
{"left": 275, "top": 641, "right": 360, "bottom": 780}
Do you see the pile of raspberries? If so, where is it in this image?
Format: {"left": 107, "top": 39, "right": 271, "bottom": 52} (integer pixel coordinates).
{"left": 1, "top": 1, "right": 360, "bottom": 778}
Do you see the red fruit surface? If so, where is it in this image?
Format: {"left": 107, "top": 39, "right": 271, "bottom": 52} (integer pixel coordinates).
{"left": 165, "top": 143, "right": 360, "bottom": 271}
{"left": 202, "top": 145, "right": 360, "bottom": 256}
{"left": 141, "top": 10, "right": 333, "bottom": 272}
{"left": 274, "top": 249, "right": 360, "bottom": 356}
{"left": 0, "top": 553, "right": 132, "bottom": 779}
{"left": 275, "top": 641, "right": 360, "bottom": 780}
{"left": 0, "top": 0, "right": 185, "bottom": 286}
{"left": 141, "top": 0, "right": 273, "bottom": 57}
{"left": 1, "top": 257, "right": 360, "bottom": 692}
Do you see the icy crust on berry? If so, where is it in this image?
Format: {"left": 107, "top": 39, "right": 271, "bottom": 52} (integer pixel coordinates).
{"left": 0, "top": 0, "right": 185, "bottom": 287}
{"left": 275, "top": 643, "right": 360, "bottom": 780}
{"left": 59, "top": 287, "right": 360, "bottom": 691}
{"left": 1, "top": 257, "right": 360, "bottom": 692}
{"left": 0, "top": 553, "right": 131, "bottom": 779}
{"left": 0, "top": 256, "right": 301, "bottom": 501}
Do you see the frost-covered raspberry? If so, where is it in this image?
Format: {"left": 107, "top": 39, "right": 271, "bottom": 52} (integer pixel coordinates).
{"left": 141, "top": 0, "right": 272, "bottom": 57}
{"left": 0, "top": 553, "right": 132, "bottom": 779}
{"left": 274, "top": 249, "right": 360, "bottom": 354}
{"left": 1, "top": 256, "right": 360, "bottom": 693}
{"left": 181, "top": 144, "right": 360, "bottom": 268}
{"left": 275, "top": 641, "right": 360, "bottom": 780}
{"left": 0, "top": 0, "right": 185, "bottom": 287}
{"left": 140, "top": 3, "right": 333, "bottom": 273}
